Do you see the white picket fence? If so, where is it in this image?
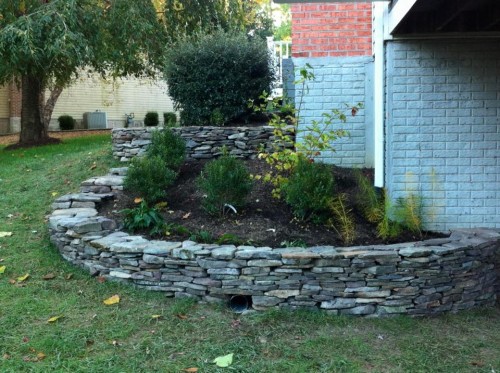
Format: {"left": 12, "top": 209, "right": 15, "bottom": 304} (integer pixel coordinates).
{"left": 267, "top": 37, "right": 292, "bottom": 97}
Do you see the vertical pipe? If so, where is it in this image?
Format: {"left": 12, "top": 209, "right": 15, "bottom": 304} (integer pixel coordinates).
{"left": 373, "top": 3, "right": 387, "bottom": 188}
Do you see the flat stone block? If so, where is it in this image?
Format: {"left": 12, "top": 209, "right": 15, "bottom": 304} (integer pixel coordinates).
{"left": 247, "top": 259, "right": 282, "bottom": 267}
{"left": 252, "top": 296, "right": 282, "bottom": 307}
{"left": 211, "top": 245, "right": 237, "bottom": 260}
{"left": 265, "top": 290, "right": 300, "bottom": 298}
{"left": 321, "top": 298, "right": 356, "bottom": 309}
{"left": 340, "top": 305, "right": 376, "bottom": 315}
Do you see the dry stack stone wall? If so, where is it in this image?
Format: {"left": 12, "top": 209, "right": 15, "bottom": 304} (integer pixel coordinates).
{"left": 112, "top": 126, "right": 294, "bottom": 162}
{"left": 48, "top": 168, "right": 500, "bottom": 316}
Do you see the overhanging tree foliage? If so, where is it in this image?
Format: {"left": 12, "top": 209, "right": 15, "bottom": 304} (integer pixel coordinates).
{"left": 0, "top": 0, "right": 165, "bottom": 146}
{"left": 162, "top": 0, "right": 273, "bottom": 42}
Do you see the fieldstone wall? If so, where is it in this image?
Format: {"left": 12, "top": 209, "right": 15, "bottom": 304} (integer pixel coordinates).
{"left": 112, "top": 126, "right": 294, "bottom": 162}
{"left": 48, "top": 168, "right": 500, "bottom": 316}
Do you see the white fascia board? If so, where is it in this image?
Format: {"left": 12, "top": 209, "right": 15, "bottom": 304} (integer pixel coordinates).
{"left": 387, "top": 0, "right": 418, "bottom": 35}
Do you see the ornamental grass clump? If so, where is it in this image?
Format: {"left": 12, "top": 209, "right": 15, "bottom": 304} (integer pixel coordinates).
{"left": 197, "top": 155, "right": 252, "bottom": 216}
{"left": 283, "top": 157, "right": 334, "bottom": 221}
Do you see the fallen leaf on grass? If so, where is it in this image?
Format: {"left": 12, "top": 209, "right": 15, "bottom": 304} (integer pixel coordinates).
{"left": 97, "top": 276, "right": 106, "bottom": 283}
{"left": 89, "top": 163, "right": 97, "bottom": 170}
{"left": 8, "top": 279, "right": 16, "bottom": 285}
{"left": 17, "top": 273, "right": 29, "bottom": 282}
{"left": 47, "top": 315, "right": 63, "bottom": 323}
{"left": 183, "top": 368, "right": 198, "bottom": 373}
{"left": 176, "top": 314, "right": 188, "bottom": 320}
{"left": 213, "top": 353, "right": 233, "bottom": 368}
{"left": 0, "top": 232, "right": 12, "bottom": 237}
{"left": 22, "top": 351, "right": 46, "bottom": 362}
{"left": 168, "top": 352, "right": 185, "bottom": 360}
{"left": 151, "top": 314, "right": 163, "bottom": 320}
{"left": 470, "top": 361, "right": 485, "bottom": 367}
{"left": 65, "top": 273, "right": 73, "bottom": 280}
{"left": 134, "top": 197, "right": 143, "bottom": 204}
{"left": 231, "top": 319, "right": 241, "bottom": 328}
{"left": 51, "top": 192, "right": 58, "bottom": 197}
{"left": 42, "top": 273, "right": 56, "bottom": 280}
{"left": 103, "top": 294, "right": 120, "bottom": 305}
{"left": 182, "top": 212, "right": 191, "bottom": 219}
{"left": 3, "top": 354, "right": 10, "bottom": 360}
{"left": 0, "top": 265, "right": 5, "bottom": 274}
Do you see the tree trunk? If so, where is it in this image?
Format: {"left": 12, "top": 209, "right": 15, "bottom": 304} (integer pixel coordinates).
{"left": 42, "top": 86, "right": 63, "bottom": 130}
{"left": 19, "top": 74, "right": 48, "bottom": 145}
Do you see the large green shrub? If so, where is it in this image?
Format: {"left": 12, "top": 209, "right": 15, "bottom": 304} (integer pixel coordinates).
{"left": 197, "top": 155, "right": 252, "bottom": 216}
{"left": 283, "top": 157, "right": 335, "bottom": 221}
{"left": 164, "top": 30, "right": 274, "bottom": 126}
{"left": 146, "top": 129, "right": 186, "bottom": 170}
{"left": 58, "top": 115, "right": 75, "bottom": 131}
{"left": 123, "top": 156, "right": 177, "bottom": 204}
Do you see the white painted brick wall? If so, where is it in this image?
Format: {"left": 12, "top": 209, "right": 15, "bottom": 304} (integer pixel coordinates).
{"left": 386, "top": 40, "right": 500, "bottom": 231}
{"left": 290, "top": 57, "right": 373, "bottom": 167}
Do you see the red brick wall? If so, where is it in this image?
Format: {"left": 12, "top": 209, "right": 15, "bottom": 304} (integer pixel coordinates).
{"left": 291, "top": 2, "right": 372, "bottom": 58}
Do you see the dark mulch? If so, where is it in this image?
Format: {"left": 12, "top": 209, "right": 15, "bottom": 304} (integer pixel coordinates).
{"left": 101, "top": 158, "right": 444, "bottom": 248}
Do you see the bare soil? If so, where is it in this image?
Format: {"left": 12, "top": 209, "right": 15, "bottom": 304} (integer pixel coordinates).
{"left": 102, "top": 158, "right": 444, "bottom": 248}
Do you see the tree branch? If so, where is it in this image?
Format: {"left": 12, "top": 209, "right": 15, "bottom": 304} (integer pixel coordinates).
{"left": 41, "top": 86, "right": 63, "bottom": 130}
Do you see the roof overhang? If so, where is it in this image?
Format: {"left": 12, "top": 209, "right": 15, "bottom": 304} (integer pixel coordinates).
{"left": 390, "top": 0, "right": 500, "bottom": 34}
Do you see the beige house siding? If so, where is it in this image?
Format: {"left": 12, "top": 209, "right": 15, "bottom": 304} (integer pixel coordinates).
{"left": 0, "top": 84, "right": 10, "bottom": 134}
{"left": 49, "top": 75, "right": 176, "bottom": 129}
{"left": 0, "top": 84, "right": 9, "bottom": 117}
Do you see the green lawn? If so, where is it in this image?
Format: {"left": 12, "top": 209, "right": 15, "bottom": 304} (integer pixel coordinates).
{"left": 0, "top": 134, "right": 499, "bottom": 372}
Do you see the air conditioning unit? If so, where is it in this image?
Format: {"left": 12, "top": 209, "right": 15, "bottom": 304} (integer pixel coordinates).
{"left": 83, "top": 111, "right": 108, "bottom": 129}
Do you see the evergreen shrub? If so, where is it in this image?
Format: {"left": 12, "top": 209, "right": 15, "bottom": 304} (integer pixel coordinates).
{"left": 124, "top": 155, "right": 177, "bottom": 204}
{"left": 284, "top": 157, "right": 334, "bottom": 221}
{"left": 197, "top": 155, "right": 252, "bottom": 216}
{"left": 146, "top": 129, "right": 186, "bottom": 170}
{"left": 144, "top": 112, "right": 159, "bottom": 127}
{"left": 58, "top": 115, "right": 75, "bottom": 130}
{"left": 164, "top": 30, "right": 274, "bottom": 126}
{"left": 163, "top": 112, "right": 177, "bottom": 127}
